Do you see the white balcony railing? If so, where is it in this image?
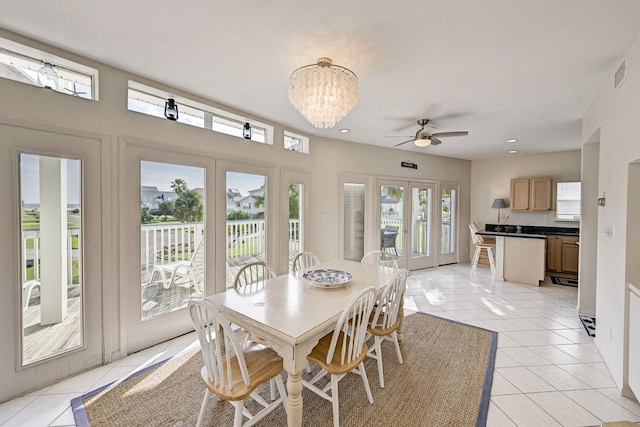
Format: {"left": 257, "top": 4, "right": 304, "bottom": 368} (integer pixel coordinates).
{"left": 139, "top": 219, "right": 301, "bottom": 282}
{"left": 22, "top": 228, "right": 80, "bottom": 285}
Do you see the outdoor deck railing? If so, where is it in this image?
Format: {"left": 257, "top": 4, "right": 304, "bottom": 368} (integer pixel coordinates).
{"left": 23, "top": 218, "right": 448, "bottom": 288}
{"left": 22, "top": 228, "right": 79, "bottom": 285}
{"left": 139, "top": 219, "right": 301, "bottom": 281}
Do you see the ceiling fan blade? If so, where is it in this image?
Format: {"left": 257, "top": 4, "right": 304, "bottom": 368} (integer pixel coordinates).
{"left": 385, "top": 135, "right": 415, "bottom": 138}
{"left": 431, "top": 131, "right": 468, "bottom": 138}
{"left": 430, "top": 137, "right": 443, "bottom": 146}
{"left": 394, "top": 138, "right": 414, "bottom": 147}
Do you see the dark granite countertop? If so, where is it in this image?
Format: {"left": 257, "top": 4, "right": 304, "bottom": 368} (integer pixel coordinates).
{"left": 477, "top": 230, "right": 547, "bottom": 239}
{"left": 485, "top": 224, "right": 579, "bottom": 236}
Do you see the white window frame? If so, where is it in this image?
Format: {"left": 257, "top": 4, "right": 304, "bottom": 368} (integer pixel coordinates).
{"left": 284, "top": 130, "right": 309, "bottom": 153}
{"left": 0, "top": 37, "right": 99, "bottom": 100}
{"left": 128, "top": 81, "right": 274, "bottom": 145}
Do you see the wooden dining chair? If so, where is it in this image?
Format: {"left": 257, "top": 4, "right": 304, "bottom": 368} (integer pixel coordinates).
{"left": 469, "top": 224, "right": 496, "bottom": 278}
{"left": 303, "top": 286, "right": 377, "bottom": 427}
{"left": 233, "top": 262, "right": 276, "bottom": 294}
{"left": 366, "top": 268, "right": 408, "bottom": 388}
{"left": 361, "top": 249, "right": 398, "bottom": 269}
{"left": 189, "top": 299, "right": 287, "bottom": 427}
{"left": 291, "top": 251, "right": 321, "bottom": 274}
{"left": 232, "top": 261, "right": 282, "bottom": 393}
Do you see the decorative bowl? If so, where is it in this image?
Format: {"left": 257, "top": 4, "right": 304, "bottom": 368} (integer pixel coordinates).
{"left": 303, "top": 269, "right": 352, "bottom": 288}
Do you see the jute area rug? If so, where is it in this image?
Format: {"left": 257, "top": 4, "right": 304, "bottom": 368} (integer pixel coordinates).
{"left": 72, "top": 312, "right": 497, "bottom": 427}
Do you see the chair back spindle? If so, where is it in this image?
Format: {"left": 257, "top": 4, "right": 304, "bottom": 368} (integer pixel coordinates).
{"left": 233, "top": 262, "right": 276, "bottom": 293}
{"left": 327, "top": 287, "right": 376, "bottom": 366}
{"left": 189, "top": 300, "right": 250, "bottom": 390}
{"left": 292, "top": 252, "right": 321, "bottom": 273}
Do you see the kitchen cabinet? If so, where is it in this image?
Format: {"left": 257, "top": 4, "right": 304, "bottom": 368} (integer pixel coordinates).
{"left": 561, "top": 237, "right": 579, "bottom": 273}
{"left": 547, "top": 235, "right": 579, "bottom": 273}
{"left": 547, "top": 236, "right": 562, "bottom": 271}
{"left": 510, "top": 177, "right": 552, "bottom": 211}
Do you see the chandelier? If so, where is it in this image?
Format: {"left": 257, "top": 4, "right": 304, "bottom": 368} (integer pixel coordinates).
{"left": 288, "top": 57, "right": 359, "bottom": 129}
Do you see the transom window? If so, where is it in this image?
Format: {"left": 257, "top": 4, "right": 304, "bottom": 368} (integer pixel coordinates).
{"left": 0, "top": 37, "right": 97, "bottom": 100}
{"left": 284, "top": 130, "right": 309, "bottom": 154}
{"left": 127, "top": 81, "right": 272, "bottom": 145}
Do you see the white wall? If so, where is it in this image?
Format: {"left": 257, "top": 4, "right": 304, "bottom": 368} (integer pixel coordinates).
{"left": 578, "top": 142, "right": 599, "bottom": 316}
{"left": 582, "top": 31, "right": 640, "bottom": 394}
{"left": 470, "top": 151, "right": 582, "bottom": 229}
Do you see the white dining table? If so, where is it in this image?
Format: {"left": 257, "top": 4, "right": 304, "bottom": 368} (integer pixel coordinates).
{"left": 206, "top": 259, "right": 398, "bottom": 427}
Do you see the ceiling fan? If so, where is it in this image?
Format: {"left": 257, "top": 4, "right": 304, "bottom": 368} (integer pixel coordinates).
{"left": 392, "top": 119, "right": 468, "bottom": 147}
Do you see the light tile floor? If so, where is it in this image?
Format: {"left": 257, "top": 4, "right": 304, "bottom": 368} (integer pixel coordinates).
{"left": 1, "top": 263, "right": 639, "bottom": 426}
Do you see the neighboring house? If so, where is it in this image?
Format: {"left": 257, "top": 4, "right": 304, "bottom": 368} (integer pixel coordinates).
{"left": 237, "top": 195, "right": 262, "bottom": 216}
{"left": 140, "top": 186, "right": 177, "bottom": 213}
{"left": 248, "top": 186, "right": 264, "bottom": 199}
{"left": 226, "top": 187, "right": 265, "bottom": 217}
{"left": 141, "top": 186, "right": 204, "bottom": 213}
{"left": 226, "top": 188, "right": 242, "bottom": 214}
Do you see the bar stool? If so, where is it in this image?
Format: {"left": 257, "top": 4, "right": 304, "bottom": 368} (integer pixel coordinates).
{"left": 469, "top": 224, "right": 496, "bottom": 278}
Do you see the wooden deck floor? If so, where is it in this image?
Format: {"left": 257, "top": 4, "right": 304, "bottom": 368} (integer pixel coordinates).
{"left": 22, "top": 285, "right": 82, "bottom": 364}
{"left": 22, "top": 252, "right": 300, "bottom": 361}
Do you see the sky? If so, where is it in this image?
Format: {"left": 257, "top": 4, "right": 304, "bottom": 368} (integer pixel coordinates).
{"left": 20, "top": 153, "right": 80, "bottom": 204}
{"left": 141, "top": 161, "right": 265, "bottom": 195}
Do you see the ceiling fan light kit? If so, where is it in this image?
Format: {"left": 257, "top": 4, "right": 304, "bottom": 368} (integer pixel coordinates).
{"left": 393, "top": 118, "right": 469, "bottom": 148}
{"left": 288, "top": 57, "right": 359, "bottom": 129}
{"left": 414, "top": 137, "right": 431, "bottom": 147}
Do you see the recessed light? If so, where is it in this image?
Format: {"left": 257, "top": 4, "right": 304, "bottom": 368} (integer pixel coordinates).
{"left": 506, "top": 138, "right": 518, "bottom": 143}
{"left": 339, "top": 129, "right": 350, "bottom": 133}
{"left": 508, "top": 150, "right": 518, "bottom": 154}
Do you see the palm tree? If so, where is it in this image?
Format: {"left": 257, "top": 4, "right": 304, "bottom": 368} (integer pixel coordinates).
{"left": 382, "top": 186, "right": 403, "bottom": 201}
{"left": 174, "top": 189, "right": 203, "bottom": 222}
{"left": 170, "top": 178, "right": 188, "bottom": 196}
{"left": 254, "top": 196, "right": 264, "bottom": 209}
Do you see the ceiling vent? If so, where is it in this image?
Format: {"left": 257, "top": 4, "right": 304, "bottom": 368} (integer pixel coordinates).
{"left": 614, "top": 59, "right": 627, "bottom": 89}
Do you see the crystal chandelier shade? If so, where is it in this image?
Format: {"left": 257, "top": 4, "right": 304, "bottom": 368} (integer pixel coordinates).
{"left": 288, "top": 58, "right": 359, "bottom": 129}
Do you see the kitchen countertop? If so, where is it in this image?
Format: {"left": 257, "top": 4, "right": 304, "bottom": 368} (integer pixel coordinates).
{"left": 477, "top": 231, "right": 547, "bottom": 239}
{"left": 485, "top": 224, "right": 579, "bottom": 236}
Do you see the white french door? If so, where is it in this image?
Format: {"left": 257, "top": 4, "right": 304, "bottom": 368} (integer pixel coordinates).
{"left": 121, "top": 142, "right": 213, "bottom": 354}
{"left": 378, "top": 180, "right": 437, "bottom": 270}
{"left": 439, "top": 183, "right": 459, "bottom": 265}
{"left": 0, "top": 123, "right": 104, "bottom": 401}
{"left": 281, "top": 169, "right": 310, "bottom": 273}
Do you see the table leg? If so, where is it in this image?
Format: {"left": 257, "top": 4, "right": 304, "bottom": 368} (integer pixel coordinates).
{"left": 286, "top": 371, "right": 303, "bottom": 427}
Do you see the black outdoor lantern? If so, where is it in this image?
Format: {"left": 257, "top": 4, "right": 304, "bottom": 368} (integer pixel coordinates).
{"left": 243, "top": 122, "right": 252, "bottom": 139}
{"left": 164, "top": 98, "right": 179, "bottom": 121}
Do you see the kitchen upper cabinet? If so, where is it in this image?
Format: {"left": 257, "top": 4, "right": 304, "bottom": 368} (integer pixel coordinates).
{"left": 510, "top": 177, "right": 552, "bottom": 211}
